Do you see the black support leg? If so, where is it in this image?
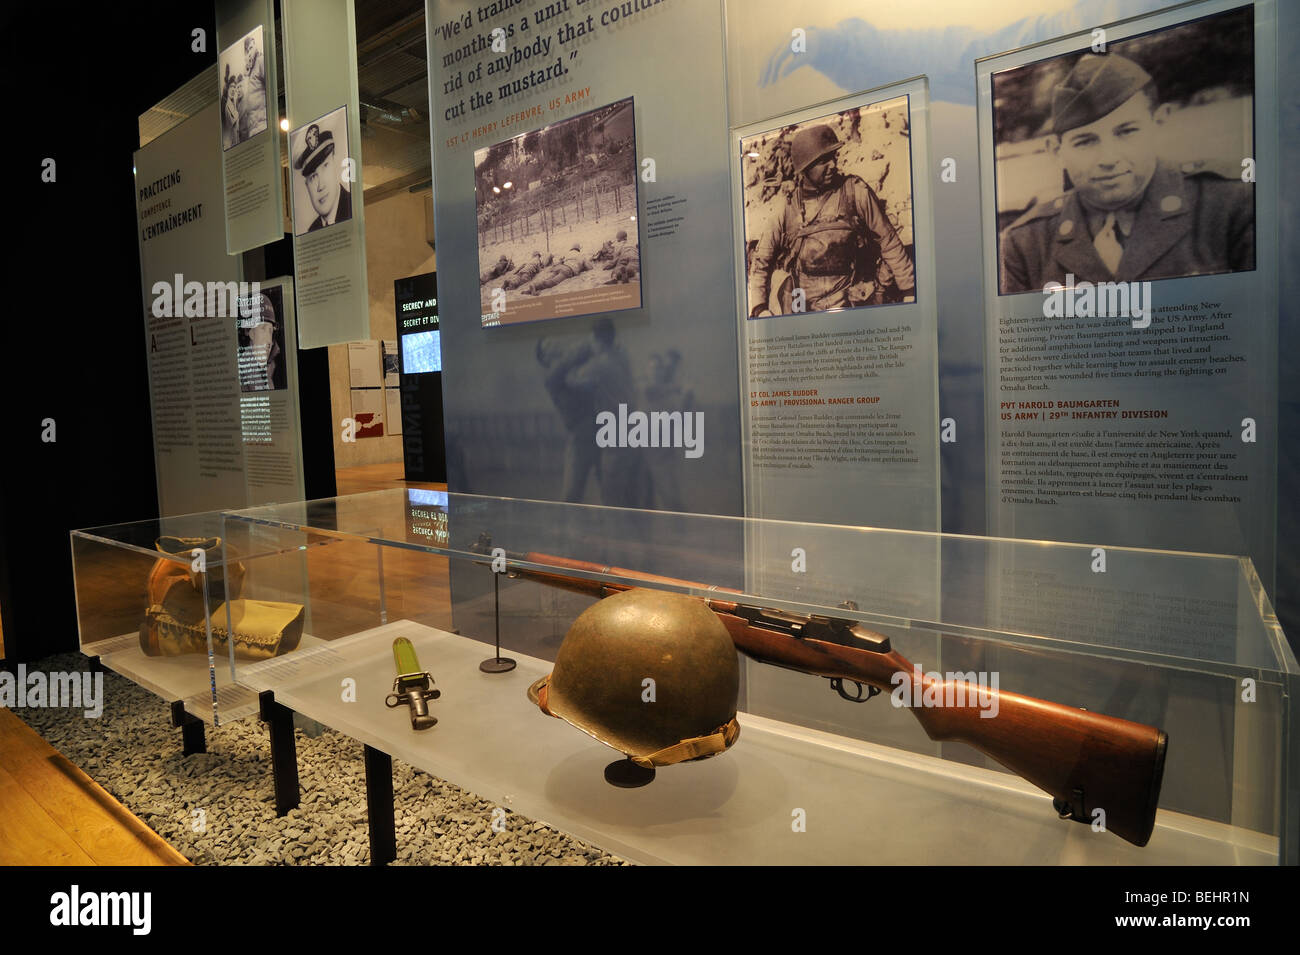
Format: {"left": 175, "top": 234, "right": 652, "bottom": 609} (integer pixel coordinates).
{"left": 364, "top": 745, "right": 396, "bottom": 866}
{"left": 169, "top": 700, "right": 206, "bottom": 756}
{"left": 259, "top": 690, "right": 300, "bottom": 815}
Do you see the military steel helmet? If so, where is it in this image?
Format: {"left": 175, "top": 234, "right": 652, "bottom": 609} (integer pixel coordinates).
{"left": 790, "top": 124, "right": 842, "bottom": 175}
{"left": 527, "top": 588, "right": 740, "bottom": 770}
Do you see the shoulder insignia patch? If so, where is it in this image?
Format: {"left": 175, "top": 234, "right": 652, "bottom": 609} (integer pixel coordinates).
{"left": 1180, "top": 158, "right": 1239, "bottom": 179}
{"left": 1007, "top": 193, "right": 1068, "bottom": 230}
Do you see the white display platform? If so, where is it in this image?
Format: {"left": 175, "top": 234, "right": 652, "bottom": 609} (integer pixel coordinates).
{"left": 236, "top": 621, "right": 1277, "bottom": 865}
{"left": 87, "top": 633, "right": 260, "bottom": 724}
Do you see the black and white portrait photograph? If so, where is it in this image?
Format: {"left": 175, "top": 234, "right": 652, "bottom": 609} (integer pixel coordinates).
{"left": 218, "top": 25, "right": 269, "bottom": 151}
{"left": 290, "top": 106, "right": 353, "bottom": 237}
{"left": 992, "top": 5, "right": 1256, "bottom": 295}
{"left": 740, "top": 95, "right": 917, "bottom": 319}
{"left": 474, "top": 97, "right": 641, "bottom": 327}
{"left": 237, "top": 286, "right": 287, "bottom": 393}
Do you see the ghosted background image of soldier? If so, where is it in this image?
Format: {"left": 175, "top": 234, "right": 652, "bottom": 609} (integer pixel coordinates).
{"left": 643, "top": 348, "right": 693, "bottom": 510}
{"left": 536, "top": 318, "right": 653, "bottom": 507}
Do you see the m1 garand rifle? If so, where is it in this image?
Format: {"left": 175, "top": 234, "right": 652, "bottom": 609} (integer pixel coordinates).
{"left": 473, "top": 537, "right": 1168, "bottom": 847}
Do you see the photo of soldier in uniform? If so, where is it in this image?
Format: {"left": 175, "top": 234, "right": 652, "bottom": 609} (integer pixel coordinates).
{"left": 474, "top": 97, "right": 642, "bottom": 326}
{"left": 289, "top": 106, "right": 353, "bottom": 237}
{"left": 992, "top": 6, "right": 1255, "bottom": 295}
{"left": 741, "top": 96, "right": 916, "bottom": 319}
{"left": 218, "top": 25, "right": 268, "bottom": 151}
{"left": 236, "top": 287, "right": 287, "bottom": 393}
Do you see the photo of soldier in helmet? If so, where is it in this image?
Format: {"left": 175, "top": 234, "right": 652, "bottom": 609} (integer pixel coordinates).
{"left": 992, "top": 10, "right": 1256, "bottom": 295}
{"left": 742, "top": 99, "right": 917, "bottom": 318}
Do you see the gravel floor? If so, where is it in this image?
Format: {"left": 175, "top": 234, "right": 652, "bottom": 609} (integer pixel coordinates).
{"left": 14, "top": 653, "right": 627, "bottom": 866}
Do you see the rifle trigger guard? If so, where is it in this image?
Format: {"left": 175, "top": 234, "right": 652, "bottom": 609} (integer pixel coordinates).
{"left": 1053, "top": 787, "right": 1088, "bottom": 824}
{"left": 829, "top": 677, "right": 878, "bottom": 703}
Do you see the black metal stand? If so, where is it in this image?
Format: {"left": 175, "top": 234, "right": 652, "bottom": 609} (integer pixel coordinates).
{"left": 169, "top": 700, "right": 207, "bottom": 756}
{"left": 479, "top": 568, "right": 517, "bottom": 673}
{"left": 259, "top": 690, "right": 300, "bottom": 815}
{"left": 605, "top": 757, "right": 655, "bottom": 788}
{"left": 364, "top": 745, "right": 396, "bottom": 866}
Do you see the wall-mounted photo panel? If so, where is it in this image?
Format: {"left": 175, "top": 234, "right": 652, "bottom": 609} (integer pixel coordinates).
{"left": 990, "top": 6, "right": 1256, "bottom": 294}
{"left": 289, "top": 106, "right": 355, "bottom": 237}
{"left": 236, "top": 283, "right": 289, "bottom": 394}
{"left": 282, "top": 0, "right": 369, "bottom": 348}
{"left": 219, "top": 25, "right": 270, "bottom": 150}
{"left": 347, "top": 340, "right": 382, "bottom": 389}
{"left": 474, "top": 97, "right": 642, "bottom": 326}
{"left": 977, "top": 0, "right": 1278, "bottom": 584}
{"left": 382, "top": 340, "right": 400, "bottom": 388}
{"left": 732, "top": 77, "right": 939, "bottom": 532}
{"left": 739, "top": 95, "right": 917, "bottom": 318}
{"left": 216, "top": 0, "right": 284, "bottom": 254}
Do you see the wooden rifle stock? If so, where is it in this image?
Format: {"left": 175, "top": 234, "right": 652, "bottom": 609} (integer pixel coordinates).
{"left": 501, "top": 551, "right": 1168, "bottom": 847}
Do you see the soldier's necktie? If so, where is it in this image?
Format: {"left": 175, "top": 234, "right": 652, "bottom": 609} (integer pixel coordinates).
{"left": 1094, "top": 212, "right": 1124, "bottom": 275}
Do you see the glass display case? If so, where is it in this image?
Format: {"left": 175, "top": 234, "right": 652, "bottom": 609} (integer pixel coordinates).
{"left": 222, "top": 488, "right": 1297, "bottom": 865}
{"left": 70, "top": 511, "right": 300, "bottom": 735}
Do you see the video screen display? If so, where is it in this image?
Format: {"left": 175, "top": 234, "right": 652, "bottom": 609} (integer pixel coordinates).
{"left": 401, "top": 329, "right": 442, "bottom": 374}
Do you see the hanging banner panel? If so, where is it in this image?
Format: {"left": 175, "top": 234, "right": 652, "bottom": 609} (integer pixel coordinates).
{"left": 427, "top": 0, "right": 745, "bottom": 661}
{"left": 216, "top": 0, "right": 285, "bottom": 254}
{"left": 237, "top": 276, "right": 308, "bottom": 506}
{"left": 282, "top": 0, "right": 370, "bottom": 348}
{"left": 731, "top": 77, "right": 940, "bottom": 532}
{"left": 976, "top": 0, "right": 1277, "bottom": 585}
{"left": 426, "top": 0, "right": 742, "bottom": 516}
{"left": 136, "top": 103, "right": 248, "bottom": 516}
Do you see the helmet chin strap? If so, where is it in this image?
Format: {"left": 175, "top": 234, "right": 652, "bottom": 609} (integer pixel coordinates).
{"left": 528, "top": 672, "right": 740, "bottom": 768}
{"left": 629, "top": 717, "right": 741, "bottom": 769}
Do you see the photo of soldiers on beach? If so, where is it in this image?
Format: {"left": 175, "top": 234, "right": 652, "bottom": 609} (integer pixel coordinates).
{"left": 741, "top": 96, "right": 917, "bottom": 319}
{"left": 475, "top": 97, "right": 642, "bottom": 326}
{"left": 991, "top": 6, "right": 1255, "bottom": 295}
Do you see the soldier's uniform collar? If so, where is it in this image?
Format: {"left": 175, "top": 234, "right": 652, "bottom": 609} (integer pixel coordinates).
{"left": 1049, "top": 160, "right": 1190, "bottom": 280}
